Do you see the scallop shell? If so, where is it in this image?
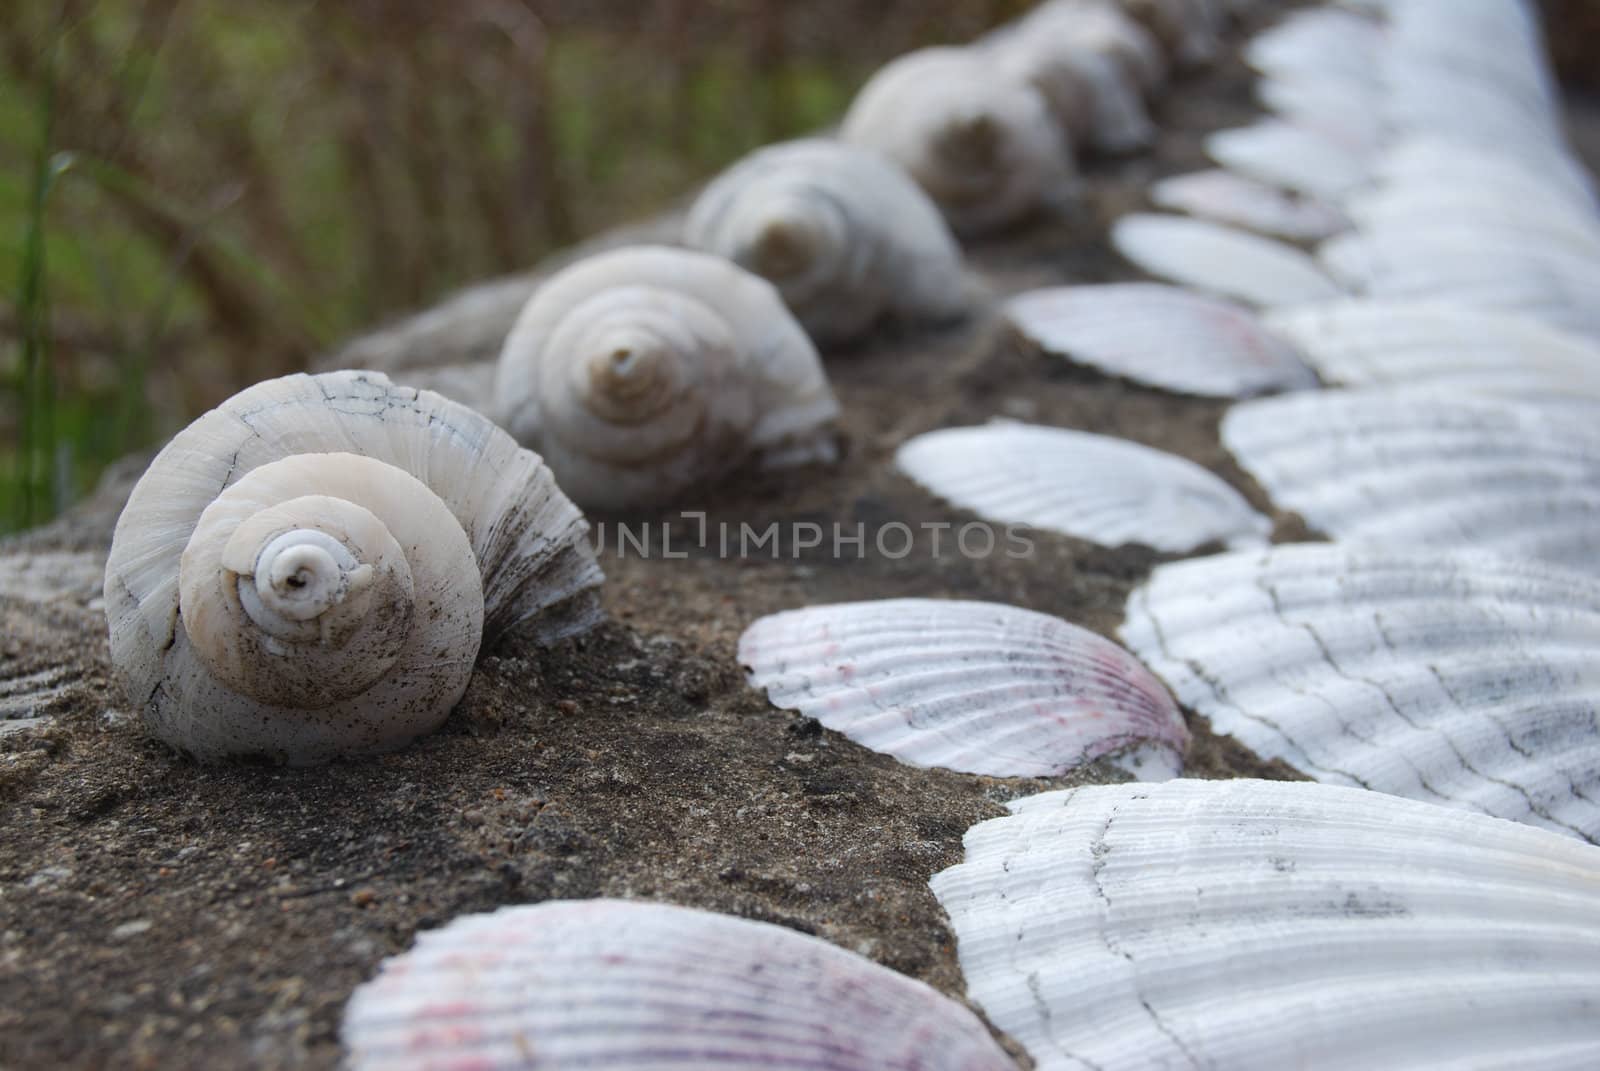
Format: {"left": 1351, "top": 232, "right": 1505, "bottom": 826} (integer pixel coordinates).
{"left": 1111, "top": 214, "right": 1343, "bottom": 308}
{"left": 1376, "top": 138, "right": 1596, "bottom": 220}
{"left": 1344, "top": 182, "right": 1600, "bottom": 262}
{"left": 493, "top": 245, "right": 841, "bottom": 510}
{"left": 104, "top": 370, "right": 604, "bottom": 762}
{"left": 840, "top": 47, "right": 1073, "bottom": 236}
{"left": 1222, "top": 390, "right": 1600, "bottom": 568}
{"left": 684, "top": 139, "right": 968, "bottom": 346}
{"left": 1256, "top": 75, "right": 1382, "bottom": 149}
{"left": 930, "top": 778, "right": 1600, "bottom": 1071}
{"left": 1205, "top": 120, "right": 1371, "bottom": 201}
{"left": 896, "top": 421, "right": 1270, "bottom": 553}
{"left": 341, "top": 898, "right": 1015, "bottom": 1071}
{"left": 983, "top": 1, "right": 1162, "bottom": 155}
{"left": 739, "top": 598, "right": 1189, "bottom": 779}
{"left": 1266, "top": 300, "right": 1600, "bottom": 405}
{"left": 1150, "top": 169, "right": 1349, "bottom": 242}
{"left": 1006, "top": 283, "right": 1317, "bottom": 398}
{"left": 1121, "top": 544, "right": 1600, "bottom": 841}
{"left": 1246, "top": 7, "right": 1384, "bottom": 83}
{"left": 1319, "top": 231, "right": 1600, "bottom": 343}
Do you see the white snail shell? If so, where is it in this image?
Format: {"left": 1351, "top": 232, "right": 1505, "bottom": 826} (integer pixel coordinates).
{"left": 983, "top": 0, "right": 1165, "bottom": 154}
{"left": 684, "top": 138, "right": 970, "bottom": 345}
{"left": 104, "top": 370, "right": 604, "bottom": 763}
{"left": 493, "top": 245, "right": 841, "bottom": 510}
{"left": 841, "top": 47, "right": 1074, "bottom": 236}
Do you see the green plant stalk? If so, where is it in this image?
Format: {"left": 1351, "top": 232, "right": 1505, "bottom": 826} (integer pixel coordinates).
{"left": 14, "top": 46, "right": 61, "bottom": 531}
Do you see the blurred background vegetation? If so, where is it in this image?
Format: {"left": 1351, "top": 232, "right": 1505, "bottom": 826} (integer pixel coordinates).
{"left": 2, "top": 0, "right": 1032, "bottom": 534}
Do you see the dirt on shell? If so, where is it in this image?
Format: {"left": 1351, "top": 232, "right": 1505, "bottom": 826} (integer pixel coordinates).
{"left": 7, "top": 9, "right": 1599, "bottom": 1070}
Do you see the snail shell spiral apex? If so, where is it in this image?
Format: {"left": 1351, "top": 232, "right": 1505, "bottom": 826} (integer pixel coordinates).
{"left": 494, "top": 245, "right": 840, "bottom": 510}
{"left": 105, "top": 370, "right": 603, "bottom": 763}
{"left": 685, "top": 138, "right": 969, "bottom": 345}
{"left": 841, "top": 47, "right": 1074, "bottom": 235}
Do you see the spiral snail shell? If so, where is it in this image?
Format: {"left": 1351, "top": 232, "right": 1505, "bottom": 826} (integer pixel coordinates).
{"left": 684, "top": 138, "right": 970, "bottom": 345}
{"left": 492, "top": 245, "right": 841, "bottom": 510}
{"left": 841, "top": 47, "right": 1074, "bottom": 236}
{"left": 104, "top": 370, "right": 604, "bottom": 763}
{"left": 983, "top": 0, "right": 1165, "bottom": 154}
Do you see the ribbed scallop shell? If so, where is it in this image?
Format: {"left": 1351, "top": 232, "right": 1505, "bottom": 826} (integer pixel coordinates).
{"left": 1111, "top": 214, "right": 1342, "bottom": 308}
{"left": 1205, "top": 120, "right": 1371, "bottom": 200}
{"left": 738, "top": 598, "right": 1189, "bottom": 779}
{"left": 1222, "top": 390, "right": 1600, "bottom": 568}
{"left": 1266, "top": 300, "right": 1600, "bottom": 405}
{"left": 1345, "top": 185, "right": 1600, "bottom": 262}
{"left": 896, "top": 422, "right": 1270, "bottom": 553}
{"left": 1121, "top": 545, "right": 1600, "bottom": 841}
{"left": 493, "top": 245, "right": 840, "bottom": 510}
{"left": 930, "top": 778, "right": 1600, "bottom": 1071}
{"left": 1246, "top": 7, "right": 1384, "bottom": 83}
{"left": 341, "top": 898, "right": 1015, "bottom": 1071}
{"left": 1006, "top": 283, "right": 1316, "bottom": 398}
{"left": 684, "top": 139, "right": 968, "bottom": 346}
{"left": 840, "top": 47, "right": 1073, "bottom": 236}
{"left": 1150, "top": 169, "right": 1349, "bottom": 242}
{"left": 1320, "top": 231, "right": 1600, "bottom": 343}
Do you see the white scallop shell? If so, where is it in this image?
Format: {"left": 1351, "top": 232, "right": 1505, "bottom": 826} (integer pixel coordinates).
{"left": 1246, "top": 7, "right": 1384, "bottom": 83}
{"left": 1376, "top": 138, "right": 1597, "bottom": 220}
{"left": 1006, "top": 283, "right": 1317, "bottom": 398}
{"left": 684, "top": 139, "right": 968, "bottom": 346}
{"left": 342, "top": 898, "right": 1015, "bottom": 1071}
{"left": 840, "top": 47, "right": 1073, "bottom": 236}
{"left": 104, "top": 371, "right": 604, "bottom": 763}
{"left": 1223, "top": 390, "right": 1600, "bottom": 568}
{"left": 493, "top": 245, "right": 840, "bottom": 510}
{"left": 1150, "top": 169, "right": 1349, "bottom": 242}
{"left": 1319, "top": 231, "right": 1600, "bottom": 343}
{"left": 1343, "top": 182, "right": 1600, "bottom": 262}
{"left": 738, "top": 598, "right": 1189, "bottom": 779}
{"left": 930, "top": 778, "right": 1600, "bottom": 1071}
{"left": 1205, "top": 120, "right": 1372, "bottom": 201}
{"left": 1256, "top": 75, "right": 1383, "bottom": 149}
{"left": 1266, "top": 300, "right": 1600, "bottom": 405}
{"left": 983, "top": 1, "right": 1162, "bottom": 154}
{"left": 1121, "top": 545, "right": 1600, "bottom": 841}
{"left": 896, "top": 422, "right": 1270, "bottom": 553}
{"left": 1111, "top": 214, "right": 1343, "bottom": 308}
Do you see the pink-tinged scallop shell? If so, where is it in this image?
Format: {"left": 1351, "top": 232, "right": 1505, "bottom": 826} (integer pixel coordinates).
{"left": 739, "top": 598, "right": 1188, "bottom": 780}
{"left": 1111, "top": 214, "right": 1342, "bottom": 308}
{"left": 931, "top": 779, "right": 1600, "bottom": 1071}
{"left": 1150, "top": 169, "right": 1349, "bottom": 242}
{"left": 897, "top": 422, "right": 1270, "bottom": 554}
{"left": 1223, "top": 390, "right": 1600, "bottom": 569}
{"left": 1006, "top": 283, "right": 1316, "bottom": 398}
{"left": 342, "top": 898, "right": 1014, "bottom": 1071}
{"left": 1205, "top": 120, "right": 1371, "bottom": 201}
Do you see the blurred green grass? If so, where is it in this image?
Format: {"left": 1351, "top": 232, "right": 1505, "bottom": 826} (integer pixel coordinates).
{"left": 2, "top": 0, "right": 1028, "bottom": 534}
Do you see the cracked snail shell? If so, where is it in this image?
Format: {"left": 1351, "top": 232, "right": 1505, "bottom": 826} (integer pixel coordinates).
{"left": 492, "top": 245, "right": 841, "bottom": 510}
{"left": 841, "top": 47, "right": 1073, "bottom": 235}
{"left": 104, "top": 370, "right": 604, "bottom": 764}
{"left": 684, "top": 138, "right": 970, "bottom": 345}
